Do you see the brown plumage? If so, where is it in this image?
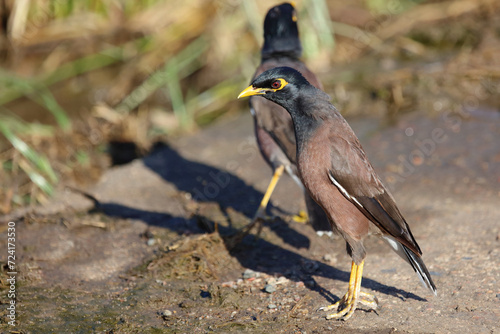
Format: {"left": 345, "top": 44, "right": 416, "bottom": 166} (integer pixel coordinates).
{"left": 238, "top": 66, "right": 436, "bottom": 320}
{"left": 240, "top": 2, "right": 330, "bottom": 238}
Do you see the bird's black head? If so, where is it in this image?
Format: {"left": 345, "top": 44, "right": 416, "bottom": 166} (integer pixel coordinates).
{"left": 262, "top": 2, "right": 302, "bottom": 60}
{"left": 238, "top": 67, "right": 311, "bottom": 109}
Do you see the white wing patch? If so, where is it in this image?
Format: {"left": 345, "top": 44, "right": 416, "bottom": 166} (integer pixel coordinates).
{"left": 382, "top": 236, "right": 400, "bottom": 252}
{"left": 328, "top": 172, "right": 363, "bottom": 208}
{"left": 382, "top": 236, "right": 437, "bottom": 295}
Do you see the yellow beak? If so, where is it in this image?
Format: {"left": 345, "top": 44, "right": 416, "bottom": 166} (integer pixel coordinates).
{"left": 238, "top": 85, "right": 266, "bottom": 99}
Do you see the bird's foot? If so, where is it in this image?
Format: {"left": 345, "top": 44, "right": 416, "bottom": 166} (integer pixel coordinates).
{"left": 292, "top": 210, "right": 308, "bottom": 224}
{"left": 253, "top": 206, "right": 273, "bottom": 223}
{"left": 226, "top": 207, "right": 275, "bottom": 247}
{"left": 319, "top": 291, "right": 353, "bottom": 320}
{"left": 320, "top": 291, "right": 378, "bottom": 320}
{"left": 248, "top": 206, "right": 278, "bottom": 241}
{"left": 358, "top": 291, "right": 378, "bottom": 309}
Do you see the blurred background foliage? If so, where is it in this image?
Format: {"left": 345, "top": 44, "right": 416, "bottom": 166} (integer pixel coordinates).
{"left": 0, "top": 0, "right": 499, "bottom": 213}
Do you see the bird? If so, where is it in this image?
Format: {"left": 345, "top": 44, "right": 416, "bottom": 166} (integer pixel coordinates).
{"left": 239, "top": 2, "right": 331, "bottom": 240}
{"left": 237, "top": 66, "right": 437, "bottom": 320}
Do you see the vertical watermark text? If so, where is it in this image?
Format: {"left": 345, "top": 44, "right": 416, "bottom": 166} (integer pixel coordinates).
{"left": 6, "top": 221, "right": 17, "bottom": 326}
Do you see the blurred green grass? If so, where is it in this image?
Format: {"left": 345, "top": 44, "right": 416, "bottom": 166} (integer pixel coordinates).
{"left": 0, "top": 0, "right": 340, "bottom": 210}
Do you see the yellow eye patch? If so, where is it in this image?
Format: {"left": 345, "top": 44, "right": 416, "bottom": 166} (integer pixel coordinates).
{"left": 271, "top": 78, "right": 289, "bottom": 91}
{"left": 237, "top": 78, "right": 289, "bottom": 99}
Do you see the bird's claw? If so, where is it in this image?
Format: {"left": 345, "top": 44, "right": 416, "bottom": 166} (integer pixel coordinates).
{"left": 358, "top": 291, "right": 378, "bottom": 309}
{"left": 253, "top": 206, "right": 274, "bottom": 223}
{"left": 320, "top": 291, "right": 378, "bottom": 321}
{"left": 226, "top": 207, "right": 276, "bottom": 247}
{"left": 292, "top": 210, "right": 308, "bottom": 224}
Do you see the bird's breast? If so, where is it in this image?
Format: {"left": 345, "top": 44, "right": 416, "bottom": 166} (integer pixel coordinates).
{"left": 297, "top": 130, "right": 370, "bottom": 240}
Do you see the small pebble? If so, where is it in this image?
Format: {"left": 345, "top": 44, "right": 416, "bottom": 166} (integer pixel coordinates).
{"left": 276, "top": 276, "right": 289, "bottom": 285}
{"left": 323, "top": 253, "right": 337, "bottom": 264}
{"left": 221, "top": 281, "right": 236, "bottom": 288}
{"left": 243, "top": 269, "right": 257, "bottom": 279}
{"left": 163, "top": 310, "right": 173, "bottom": 317}
{"left": 147, "top": 238, "right": 156, "bottom": 246}
{"left": 268, "top": 304, "right": 277, "bottom": 309}
{"left": 496, "top": 293, "right": 500, "bottom": 299}
{"left": 265, "top": 284, "right": 277, "bottom": 293}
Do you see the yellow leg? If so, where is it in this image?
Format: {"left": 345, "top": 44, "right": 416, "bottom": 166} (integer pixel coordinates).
{"left": 260, "top": 166, "right": 307, "bottom": 225}
{"left": 320, "top": 260, "right": 377, "bottom": 320}
{"left": 231, "top": 165, "right": 285, "bottom": 242}
{"left": 254, "top": 165, "right": 285, "bottom": 220}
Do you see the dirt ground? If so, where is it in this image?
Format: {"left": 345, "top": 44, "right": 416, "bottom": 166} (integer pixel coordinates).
{"left": 1, "top": 109, "right": 499, "bottom": 333}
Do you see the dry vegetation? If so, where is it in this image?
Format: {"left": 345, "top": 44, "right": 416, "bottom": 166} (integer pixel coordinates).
{"left": 0, "top": 0, "right": 499, "bottom": 213}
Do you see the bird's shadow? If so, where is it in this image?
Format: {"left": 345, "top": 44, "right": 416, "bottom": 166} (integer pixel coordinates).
{"left": 142, "top": 142, "right": 310, "bottom": 249}
{"left": 93, "top": 143, "right": 427, "bottom": 304}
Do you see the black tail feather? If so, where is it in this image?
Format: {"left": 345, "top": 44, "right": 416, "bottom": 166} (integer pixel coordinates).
{"left": 402, "top": 245, "right": 437, "bottom": 295}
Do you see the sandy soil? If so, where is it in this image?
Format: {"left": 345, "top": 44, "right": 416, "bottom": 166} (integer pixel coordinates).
{"left": 1, "top": 110, "right": 499, "bottom": 333}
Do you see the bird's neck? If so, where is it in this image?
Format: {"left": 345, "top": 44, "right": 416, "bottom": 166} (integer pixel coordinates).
{"left": 261, "top": 52, "right": 300, "bottom": 63}
{"left": 291, "top": 108, "right": 323, "bottom": 156}
{"left": 261, "top": 37, "right": 302, "bottom": 61}
{"left": 286, "top": 90, "right": 334, "bottom": 156}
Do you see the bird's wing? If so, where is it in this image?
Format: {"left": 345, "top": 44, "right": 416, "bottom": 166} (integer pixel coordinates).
{"left": 326, "top": 127, "right": 422, "bottom": 255}
{"left": 250, "top": 96, "right": 297, "bottom": 163}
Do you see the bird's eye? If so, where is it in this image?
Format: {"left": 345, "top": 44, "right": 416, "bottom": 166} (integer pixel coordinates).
{"left": 272, "top": 80, "right": 281, "bottom": 89}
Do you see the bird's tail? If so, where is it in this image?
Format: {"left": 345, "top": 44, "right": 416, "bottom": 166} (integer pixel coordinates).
{"left": 383, "top": 236, "right": 437, "bottom": 295}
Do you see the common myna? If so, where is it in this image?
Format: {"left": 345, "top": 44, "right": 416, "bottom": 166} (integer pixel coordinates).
{"left": 238, "top": 66, "right": 436, "bottom": 320}
{"left": 241, "top": 2, "right": 331, "bottom": 239}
